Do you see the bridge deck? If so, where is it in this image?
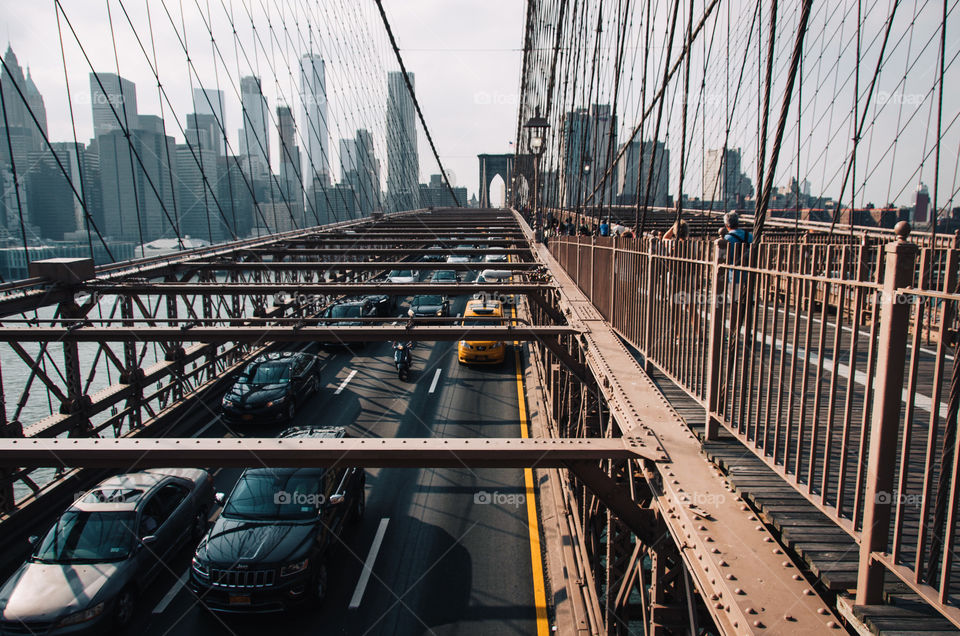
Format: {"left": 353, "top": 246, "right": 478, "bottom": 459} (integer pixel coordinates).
{"left": 645, "top": 363, "right": 960, "bottom": 635}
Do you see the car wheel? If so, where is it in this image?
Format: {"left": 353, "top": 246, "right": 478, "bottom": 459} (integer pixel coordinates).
{"left": 114, "top": 588, "right": 136, "bottom": 627}
{"left": 286, "top": 401, "right": 296, "bottom": 421}
{"left": 312, "top": 561, "right": 329, "bottom": 603}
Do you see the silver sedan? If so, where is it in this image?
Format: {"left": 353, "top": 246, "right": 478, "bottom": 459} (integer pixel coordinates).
{"left": 0, "top": 468, "right": 214, "bottom": 635}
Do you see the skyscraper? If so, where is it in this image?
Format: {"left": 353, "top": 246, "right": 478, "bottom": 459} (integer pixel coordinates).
{"left": 559, "top": 108, "right": 590, "bottom": 208}
{"left": 191, "top": 88, "right": 226, "bottom": 155}
{"left": 354, "top": 129, "right": 379, "bottom": 213}
{"left": 89, "top": 72, "right": 137, "bottom": 137}
{"left": 0, "top": 45, "right": 48, "bottom": 234}
{"left": 616, "top": 140, "right": 669, "bottom": 208}
{"left": 239, "top": 75, "right": 269, "bottom": 180}
{"left": 300, "top": 54, "right": 329, "bottom": 189}
{"left": 703, "top": 147, "right": 753, "bottom": 207}
{"left": 339, "top": 138, "right": 356, "bottom": 181}
{"left": 386, "top": 71, "right": 419, "bottom": 212}
{"left": 277, "top": 104, "right": 302, "bottom": 216}
{"left": 98, "top": 121, "right": 177, "bottom": 243}
{"left": 587, "top": 104, "right": 617, "bottom": 206}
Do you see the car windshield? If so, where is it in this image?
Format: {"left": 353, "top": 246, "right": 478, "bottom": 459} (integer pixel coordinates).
{"left": 435, "top": 272, "right": 456, "bottom": 280}
{"left": 415, "top": 295, "right": 443, "bottom": 306}
{"left": 330, "top": 304, "right": 362, "bottom": 318}
{"left": 390, "top": 270, "right": 412, "bottom": 278}
{"left": 243, "top": 362, "right": 291, "bottom": 385}
{"left": 34, "top": 511, "right": 137, "bottom": 563}
{"left": 222, "top": 472, "right": 324, "bottom": 521}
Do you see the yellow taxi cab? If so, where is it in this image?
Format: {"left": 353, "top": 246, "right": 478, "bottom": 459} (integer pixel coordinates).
{"left": 458, "top": 299, "right": 506, "bottom": 365}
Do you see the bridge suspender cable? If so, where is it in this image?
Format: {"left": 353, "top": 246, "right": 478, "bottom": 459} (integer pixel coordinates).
{"left": 373, "top": 0, "right": 461, "bottom": 208}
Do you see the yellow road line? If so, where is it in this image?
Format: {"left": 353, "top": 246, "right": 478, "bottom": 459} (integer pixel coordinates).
{"left": 513, "top": 308, "right": 550, "bottom": 635}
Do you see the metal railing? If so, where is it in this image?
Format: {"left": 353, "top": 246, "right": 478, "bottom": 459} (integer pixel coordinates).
{"left": 550, "top": 228, "right": 960, "bottom": 625}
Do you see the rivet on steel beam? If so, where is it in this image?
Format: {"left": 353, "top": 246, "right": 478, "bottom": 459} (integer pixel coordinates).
{"left": 827, "top": 621, "right": 838, "bottom": 629}
{"left": 698, "top": 525, "right": 707, "bottom": 531}
{"left": 773, "top": 548, "right": 782, "bottom": 554}
{"left": 817, "top": 608, "right": 828, "bottom": 615}
{"left": 746, "top": 607, "right": 757, "bottom": 615}
{"left": 726, "top": 574, "right": 736, "bottom": 580}
{"left": 793, "top": 574, "right": 802, "bottom": 581}
{"left": 784, "top": 615, "right": 794, "bottom": 622}
{"left": 711, "top": 548, "right": 720, "bottom": 554}
{"left": 782, "top": 561, "right": 791, "bottom": 568}
{"left": 755, "top": 526, "right": 764, "bottom": 531}
{"left": 752, "top": 621, "right": 764, "bottom": 628}
{"left": 734, "top": 588, "right": 745, "bottom": 595}
{"left": 803, "top": 589, "right": 814, "bottom": 596}
{"left": 719, "top": 560, "right": 728, "bottom": 567}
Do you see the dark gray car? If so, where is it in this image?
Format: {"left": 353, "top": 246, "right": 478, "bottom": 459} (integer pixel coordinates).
{"left": 0, "top": 469, "right": 214, "bottom": 635}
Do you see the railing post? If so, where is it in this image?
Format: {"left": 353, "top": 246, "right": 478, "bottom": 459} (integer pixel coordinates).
{"left": 703, "top": 238, "right": 725, "bottom": 441}
{"left": 642, "top": 239, "right": 656, "bottom": 373}
{"left": 857, "top": 224, "right": 917, "bottom": 605}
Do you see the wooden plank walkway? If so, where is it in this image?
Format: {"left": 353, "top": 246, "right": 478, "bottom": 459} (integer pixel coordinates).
{"left": 644, "top": 363, "right": 960, "bottom": 635}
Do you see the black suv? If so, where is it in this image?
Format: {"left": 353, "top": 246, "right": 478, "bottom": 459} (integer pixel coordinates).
{"left": 221, "top": 352, "right": 319, "bottom": 424}
{"left": 190, "top": 426, "right": 365, "bottom": 612}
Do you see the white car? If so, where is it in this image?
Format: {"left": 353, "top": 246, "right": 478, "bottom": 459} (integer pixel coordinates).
{"left": 386, "top": 269, "right": 418, "bottom": 284}
{"left": 483, "top": 254, "right": 508, "bottom": 263}
{"left": 445, "top": 254, "right": 471, "bottom": 264}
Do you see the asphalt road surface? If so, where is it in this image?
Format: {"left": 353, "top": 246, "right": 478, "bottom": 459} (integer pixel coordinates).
{"left": 116, "top": 292, "right": 546, "bottom": 636}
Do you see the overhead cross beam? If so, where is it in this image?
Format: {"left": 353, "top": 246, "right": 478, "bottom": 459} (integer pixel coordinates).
{"left": 0, "top": 437, "right": 658, "bottom": 468}
{"left": 0, "top": 325, "right": 580, "bottom": 343}
{"left": 79, "top": 283, "right": 552, "bottom": 296}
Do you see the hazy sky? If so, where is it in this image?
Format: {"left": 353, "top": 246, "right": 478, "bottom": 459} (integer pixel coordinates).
{"left": 3, "top": 0, "right": 525, "bottom": 203}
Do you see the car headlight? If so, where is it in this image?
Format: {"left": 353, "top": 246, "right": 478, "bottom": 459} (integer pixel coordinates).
{"left": 222, "top": 396, "right": 236, "bottom": 406}
{"left": 436, "top": 309, "right": 443, "bottom": 316}
{"left": 280, "top": 558, "right": 309, "bottom": 577}
{"left": 192, "top": 556, "right": 209, "bottom": 577}
{"left": 265, "top": 396, "right": 286, "bottom": 408}
{"left": 460, "top": 341, "right": 471, "bottom": 349}
{"left": 56, "top": 602, "right": 104, "bottom": 627}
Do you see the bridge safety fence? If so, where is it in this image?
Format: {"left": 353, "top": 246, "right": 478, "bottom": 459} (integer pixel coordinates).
{"left": 550, "top": 231, "right": 960, "bottom": 624}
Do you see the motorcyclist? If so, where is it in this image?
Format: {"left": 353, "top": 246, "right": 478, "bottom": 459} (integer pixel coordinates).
{"left": 393, "top": 341, "right": 413, "bottom": 367}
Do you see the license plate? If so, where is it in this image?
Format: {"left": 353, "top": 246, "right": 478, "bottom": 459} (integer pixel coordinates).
{"left": 229, "top": 595, "right": 251, "bottom": 606}
{"left": 242, "top": 414, "right": 254, "bottom": 421}
{"left": 476, "top": 355, "right": 486, "bottom": 361}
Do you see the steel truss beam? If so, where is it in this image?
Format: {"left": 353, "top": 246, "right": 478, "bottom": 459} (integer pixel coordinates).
{"left": 179, "top": 262, "right": 542, "bottom": 272}
{"left": 0, "top": 437, "right": 656, "bottom": 468}
{"left": 235, "top": 248, "right": 532, "bottom": 256}
{"left": 79, "top": 283, "right": 550, "bottom": 295}
{"left": 0, "top": 326, "right": 579, "bottom": 343}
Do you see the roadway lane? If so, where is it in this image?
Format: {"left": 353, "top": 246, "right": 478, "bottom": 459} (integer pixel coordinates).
{"left": 121, "top": 292, "right": 544, "bottom": 635}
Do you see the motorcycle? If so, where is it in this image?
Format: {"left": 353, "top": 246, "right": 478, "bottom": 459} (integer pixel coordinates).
{"left": 393, "top": 341, "right": 413, "bottom": 381}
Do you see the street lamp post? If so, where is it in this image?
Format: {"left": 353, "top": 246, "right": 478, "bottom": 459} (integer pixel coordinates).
{"left": 524, "top": 109, "right": 549, "bottom": 242}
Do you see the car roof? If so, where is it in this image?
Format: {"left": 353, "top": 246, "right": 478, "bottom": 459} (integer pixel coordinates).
{"left": 279, "top": 425, "right": 347, "bottom": 440}
{"left": 71, "top": 471, "right": 171, "bottom": 512}
{"left": 464, "top": 299, "right": 503, "bottom": 316}
{"left": 251, "top": 351, "right": 304, "bottom": 363}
